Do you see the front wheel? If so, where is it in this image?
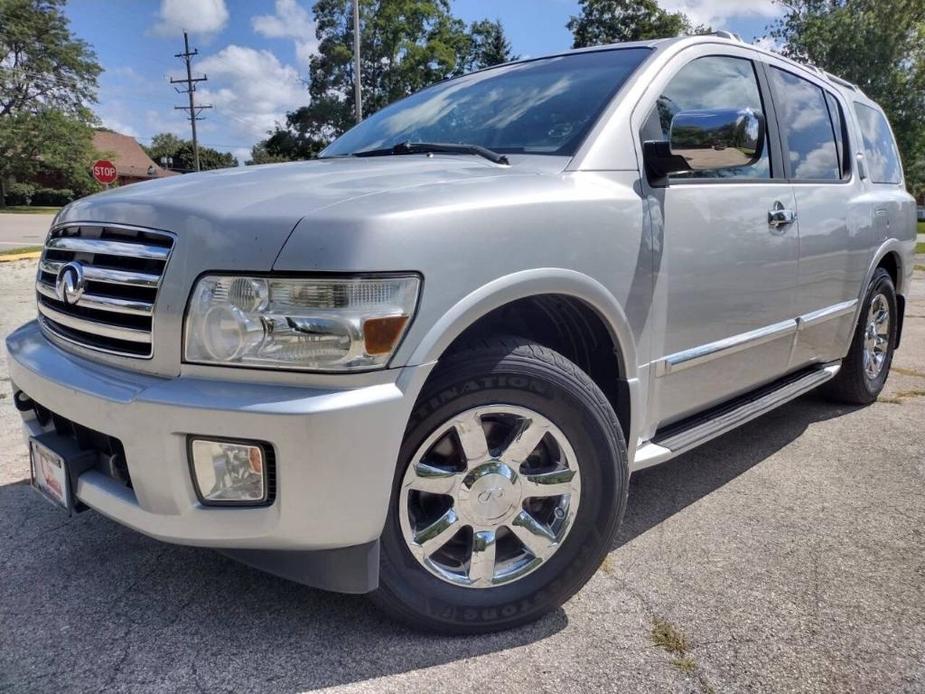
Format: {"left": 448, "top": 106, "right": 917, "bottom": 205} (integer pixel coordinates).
{"left": 823, "top": 268, "right": 898, "bottom": 404}
{"left": 371, "top": 337, "right": 628, "bottom": 634}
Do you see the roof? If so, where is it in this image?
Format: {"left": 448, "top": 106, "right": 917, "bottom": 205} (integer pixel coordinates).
{"left": 91, "top": 130, "right": 178, "bottom": 179}
{"left": 500, "top": 33, "right": 866, "bottom": 100}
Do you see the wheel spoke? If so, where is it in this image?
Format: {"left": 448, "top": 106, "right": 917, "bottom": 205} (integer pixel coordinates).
{"left": 522, "top": 468, "right": 577, "bottom": 498}
{"left": 468, "top": 530, "right": 496, "bottom": 586}
{"left": 406, "top": 462, "right": 460, "bottom": 495}
{"left": 509, "top": 510, "right": 557, "bottom": 559}
{"left": 502, "top": 417, "right": 548, "bottom": 465}
{"left": 453, "top": 411, "right": 489, "bottom": 468}
{"left": 414, "top": 508, "right": 462, "bottom": 558}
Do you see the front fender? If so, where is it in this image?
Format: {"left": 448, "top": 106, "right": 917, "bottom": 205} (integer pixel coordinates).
{"left": 399, "top": 267, "right": 638, "bottom": 378}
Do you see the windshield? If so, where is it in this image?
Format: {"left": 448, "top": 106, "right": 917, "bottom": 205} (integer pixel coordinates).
{"left": 322, "top": 48, "right": 651, "bottom": 158}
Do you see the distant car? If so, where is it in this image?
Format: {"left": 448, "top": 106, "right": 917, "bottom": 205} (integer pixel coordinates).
{"left": 6, "top": 33, "right": 917, "bottom": 634}
{"left": 917, "top": 206, "right": 924, "bottom": 222}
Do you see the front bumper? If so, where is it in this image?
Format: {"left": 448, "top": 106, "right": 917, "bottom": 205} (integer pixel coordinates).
{"left": 7, "top": 321, "right": 429, "bottom": 568}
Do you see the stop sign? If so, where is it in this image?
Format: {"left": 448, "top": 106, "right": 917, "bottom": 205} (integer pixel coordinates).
{"left": 92, "top": 160, "right": 118, "bottom": 185}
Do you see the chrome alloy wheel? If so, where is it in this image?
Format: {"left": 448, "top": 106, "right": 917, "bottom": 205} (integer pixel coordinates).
{"left": 863, "top": 293, "right": 891, "bottom": 379}
{"left": 399, "top": 405, "right": 581, "bottom": 589}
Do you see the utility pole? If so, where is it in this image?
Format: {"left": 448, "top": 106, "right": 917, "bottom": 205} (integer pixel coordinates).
{"left": 171, "top": 32, "right": 212, "bottom": 172}
{"left": 352, "top": 0, "right": 362, "bottom": 122}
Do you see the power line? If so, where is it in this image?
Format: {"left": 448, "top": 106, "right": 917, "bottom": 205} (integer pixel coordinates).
{"left": 170, "top": 31, "right": 212, "bottom": 172}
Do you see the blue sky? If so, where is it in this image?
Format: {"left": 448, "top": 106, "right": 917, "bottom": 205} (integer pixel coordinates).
{"left": 64, "top": 0, "right": 785, "bottom": 164}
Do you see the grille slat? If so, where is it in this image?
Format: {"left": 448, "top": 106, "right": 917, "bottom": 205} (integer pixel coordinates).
{"left": 36, "top": 224, "right": 174, "bottom": 358}
{"left": 37, "top": 302, "right": 153, "bottom": 343}
{"left": 39, "top": 260, "right": 161, "bottom": 288}
{"left": 46, "top": 236, "right": 171, "bottom": 260}
{"left": 35, "top": 280, "right": 154, "bottom": 316}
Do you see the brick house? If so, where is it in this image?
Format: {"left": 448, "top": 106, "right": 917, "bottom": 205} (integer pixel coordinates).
{"left": 92, "top": 130, "right": 178, "bottom": 186}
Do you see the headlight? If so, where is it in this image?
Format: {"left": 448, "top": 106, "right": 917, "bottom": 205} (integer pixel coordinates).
{"left": 184, "top": 274, "right": 420, "bottom": 371}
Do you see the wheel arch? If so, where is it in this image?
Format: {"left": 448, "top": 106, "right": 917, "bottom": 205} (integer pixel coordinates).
{"left": 864, "top": 241, "right": 908, "bottom": 297}
{"left": 402, "top": 269, "right": 640, "bottom": 446}
{"left": 856, "top": 243, "right": 907, "bottom": 349}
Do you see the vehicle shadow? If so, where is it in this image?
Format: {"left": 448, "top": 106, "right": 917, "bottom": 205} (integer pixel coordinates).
{"left": 0, "top": 391, "right": 859, "bottom": 692}
{"left": 615, "top": 391, "right": 861, "bottom": 549}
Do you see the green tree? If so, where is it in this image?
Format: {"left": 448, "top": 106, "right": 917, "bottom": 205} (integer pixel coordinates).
{"left": 568, "top": 0, "right": 702, "bottom": 48}
{"left": 255, "top": 0, "right": 506, "bottom": 162}
{"left": 769, "top": 0, "right": 925, "bottom": 196}
{"left": 245, "top": 142, "right": 289, "bottom": 166}
{"left": 143, "top": 132, "right": 238, "bottom": 171}
{"left": 467, "top": 19, "right": 517, "bottom": 69}
{"left": 0, "top": 0, "right": 102, "bottom": 205}
{"left": 0, "top": 109, "right": 98, "bottom": 200}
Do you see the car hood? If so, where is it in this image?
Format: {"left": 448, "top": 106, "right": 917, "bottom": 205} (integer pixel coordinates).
{"left": 56, "top": 155, "right": 565, "bottom": 271}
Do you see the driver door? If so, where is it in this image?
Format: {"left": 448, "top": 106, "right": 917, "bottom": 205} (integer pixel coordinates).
{"left": 640, "top": 52, "right": 800, "bottom": 426}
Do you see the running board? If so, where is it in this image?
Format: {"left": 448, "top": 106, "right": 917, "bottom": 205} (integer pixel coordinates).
{"left": 632, "top": 363, "right": 840, "bottom": 472}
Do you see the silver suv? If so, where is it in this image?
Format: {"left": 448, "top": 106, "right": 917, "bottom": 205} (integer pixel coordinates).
{"left": 7, "top": 35, "right": 915, "bottom": 633}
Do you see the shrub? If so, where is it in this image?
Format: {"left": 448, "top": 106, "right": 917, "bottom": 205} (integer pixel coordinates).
{"left": 31, "top": 187, "right": 75, "bottom": 206}
{"left": 6, "top": 182, "right": 36, "bottom": 206}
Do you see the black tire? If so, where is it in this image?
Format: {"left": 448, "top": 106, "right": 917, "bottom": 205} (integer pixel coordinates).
{"left": 370, "top": 337, "right": 628, "bottom": 634}
{"left": 822, "top": 268, "right": 898, "bottom": 404}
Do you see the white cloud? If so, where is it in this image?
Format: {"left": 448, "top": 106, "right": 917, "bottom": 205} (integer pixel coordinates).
{"left": 752, "top": 35, "right": 783, "bottom": 53}
{"left": 661, "top": 0, "right": 783, "bottom": 28}
{"left": 196, "top": 45, "right": 306, "bottom": 141}
{"left": 153, "top": 0, "right": 229, "bottom": 37}
{"left": 252, "top": 0, "right": 318, "bottom": 68}
{"left": 99, "top": 115, "right": 140, "bottom": 139}
{"left": 232, "top": 147, "right": 253, "bottom": 165}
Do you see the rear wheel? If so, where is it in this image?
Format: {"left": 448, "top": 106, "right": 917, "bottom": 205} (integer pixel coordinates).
{"left": 823, "top": 268, "right": 897, "bottom": 404}
{"left": 371, "top": 337, "right": 628, "bottom": 633}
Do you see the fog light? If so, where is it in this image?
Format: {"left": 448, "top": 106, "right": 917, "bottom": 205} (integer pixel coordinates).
{"left": 189, "top": 438, "right": 269, "bottom": 505}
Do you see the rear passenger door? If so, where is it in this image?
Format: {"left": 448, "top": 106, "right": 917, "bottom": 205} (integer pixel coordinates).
{"left": 765, "top": 66, "right": 870, "bottom": 366}
{"left": 637, "top": 49, "right": 801, "bottom": 427}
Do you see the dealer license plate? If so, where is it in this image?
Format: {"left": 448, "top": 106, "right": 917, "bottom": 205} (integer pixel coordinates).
{"left": 30, "top": 438, "right": 71, "bottom": 512}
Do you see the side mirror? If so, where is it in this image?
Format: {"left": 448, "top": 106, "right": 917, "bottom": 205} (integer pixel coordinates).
{"left": 670, "top": 108, "right": 765, "bottom": 171}
{"left": 644, "top": 108, "right": 766, "bottom": 181}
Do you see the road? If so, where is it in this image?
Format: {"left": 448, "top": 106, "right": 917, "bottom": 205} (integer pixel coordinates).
{"left": 0, "top": 256, "right": 923, "bottom": 693}
{"left": 0, "top": 213, "right": 54, "bottom": 249}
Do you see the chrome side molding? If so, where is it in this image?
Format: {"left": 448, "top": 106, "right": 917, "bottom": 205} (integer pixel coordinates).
{"left": 655, "top": 300, "right": 859, "bottom": 378}
{"left": 796, "top": 299, "right": 858, "bottom": 331}
{"left": 656, "top": 319, "right": 797, "bottom": 377}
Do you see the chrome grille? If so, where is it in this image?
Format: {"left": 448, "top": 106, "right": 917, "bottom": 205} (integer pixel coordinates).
{"left": 35, "top": 224, "right": 174, "bottom": 358}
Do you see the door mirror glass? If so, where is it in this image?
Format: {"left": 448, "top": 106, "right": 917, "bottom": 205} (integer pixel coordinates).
{"left": 669, "top": 108, "right": 765, "bottom": 171}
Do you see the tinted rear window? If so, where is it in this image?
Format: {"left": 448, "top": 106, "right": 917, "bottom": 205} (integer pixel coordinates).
{"left": 769, "top": 67, "right": 841, "bottom": 181}
{"left": 854, "top": 103, "right": 902, "bottom": 184}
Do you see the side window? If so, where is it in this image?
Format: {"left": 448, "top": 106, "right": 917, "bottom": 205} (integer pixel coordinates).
{"left": 854, "top": 103, "right": 902, "bottom": 184}
{"left": 642, "top": 55, "right": 771, "bottom": 179}
{"left": 769, "top": 67, "right": 840, "bottom": 181}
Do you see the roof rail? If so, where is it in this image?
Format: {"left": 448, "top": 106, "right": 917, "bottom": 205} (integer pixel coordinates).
{"left": 802, "top": 63, "right": 860, "bottom": 92}
{"left": 705, "top": 30, "right": 743, "bottom": 42}
{"left": 824, "top": 71, "right": 858, "bottom": 91}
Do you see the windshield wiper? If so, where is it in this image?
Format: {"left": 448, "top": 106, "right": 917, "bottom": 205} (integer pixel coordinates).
{"left": 352, "top": 141, "right": 510, "bottom": 165}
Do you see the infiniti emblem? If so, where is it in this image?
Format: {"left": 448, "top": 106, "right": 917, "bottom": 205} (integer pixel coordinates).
{"left": 477, "top": 487, "right": 505, "bottom": 504}
{"left": 55, "top": 261, "right": 86, "bottom": 305}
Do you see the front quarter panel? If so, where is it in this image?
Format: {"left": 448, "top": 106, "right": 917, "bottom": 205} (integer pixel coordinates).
{"left": 272, "top": 169, "right": 652, "bottom": 378}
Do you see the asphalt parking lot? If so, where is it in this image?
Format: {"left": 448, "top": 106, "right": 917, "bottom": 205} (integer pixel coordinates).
{"left": 0, "top": 213, "right": 54, "bottom": 249}
{"left": 1, "top": 256, "right": 923, "bottom": 693}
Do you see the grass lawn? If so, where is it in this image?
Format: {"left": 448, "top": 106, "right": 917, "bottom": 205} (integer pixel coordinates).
{"left": 918, "top": 221, "right": 925, "bottom": 235}
{"left": 0, "top": 206, "right": 62, "bottom": 214}
{"left": 0, "top": 246, "right": 42, "bottom": 257}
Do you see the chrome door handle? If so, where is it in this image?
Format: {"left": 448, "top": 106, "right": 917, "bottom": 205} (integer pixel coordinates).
{"left": 768, "top": 201, "right": 797, "bottom": 228}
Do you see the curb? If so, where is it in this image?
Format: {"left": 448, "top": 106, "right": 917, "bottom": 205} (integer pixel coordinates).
{"left": 0, "top": 251, "right": 41, "bottom": 263}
